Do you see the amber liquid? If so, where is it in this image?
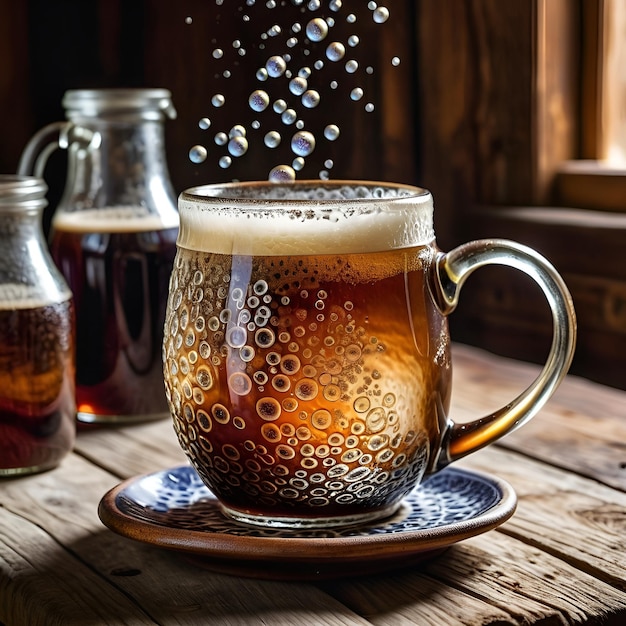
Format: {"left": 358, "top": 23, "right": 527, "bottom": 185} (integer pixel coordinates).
{"left": 50, "top": 223, "right": 178, "bottom": 421}
{"left": 164, "top": 246, "right": 452, "bottom": 520}
{"left": 0, "top": 300, "right": 75, "bottom": 474}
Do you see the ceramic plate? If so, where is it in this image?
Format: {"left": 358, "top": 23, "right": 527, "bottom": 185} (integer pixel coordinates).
{"left": 98, "top": 464, "right": 516, "bottom": 579}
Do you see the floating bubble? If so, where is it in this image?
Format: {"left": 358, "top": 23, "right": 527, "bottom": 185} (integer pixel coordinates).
{"left": 256, "top": 68, "right": 269, "bottom": 81}
{"left": 289, "top": 77, "right": 308, "bottom": 95}
{"left": 296, "top": 119, "right": 305, "bottom": 129}
{"left": 292, "top": 157, "right": 305, "bottom": 170}
{"left": 308, "top": 0, "right": 321, "bottom": 10}
{"left": 249, "top": 90, "right": 270, "bottom": 112}
{"left": 347, "top": 13, "right": 356, "bottom": 23}
{"left": 330, "top": 80, "right": 338, "bottom": 89}
{"left": 324, "top": 124, "right": 340, "bottom": 140}
{"left": 251, "top": 120, "right": 261, "bottom": 129}
{"left": 392, "top": 56, "right": 401, "bottom": 66}
{"left": 219, "top": 156, "right": 232, "bottom": 168}
{"left": 350, "top": 87, "right": 364, "bottom": 101}
{"left": 228, "top": 136, "right": 248, "bottom": 157}
{"left": 287, "top": 37, "right": 298, "bottom": 48}
{"left": 365, "top": 103, "right": 375, "bottom": 112}
{"left": 212, "top": 48, "right": 224, "bottom": 59}
{"left": 273, "top": 99, "right": 287, "bottom": 113}
{"left": 185, "top": 16, "right": 192, "bottom": 24}
{"left": 211, "top": 94, "right": 225, "bottom": 107}
{"left": 266, "top": 55, "right": 287, "bottom": 77}
{"left": 301, "top": 90, "right": 320, "bottom": 108}
{"left": 324, "top": 159, "right": 334, "bottom": 169}
{"left": 314, "top": 60, "right": 324, "bottom": 70}
{"left": 223, "top": 70, "right": 231, "bottom": 78}
{"left": 291, "top": 131, "right": 316, "bottom": 157}
{"left": 281, "top": 109, "right": 297, "bottom": 125}
{"left": 264, "top": 131, "right": 281, "bottom": 148}
{"left": 232, "top": 39, "right": 241, "bottom": 49}
{"left": 306, "top": 18, "right": 329, "bottom": 42}
{"left": 348, "top": 35, "right": 360, "bottom": 47}
{"left": 189, "top": 145, "right": 207, "bottom": 163}
{"left": 373, "top": 7, "right": 390, "bottom": 23}
{"left": 330, "top": 0, "right": 342, "bottom": 10}
{"left": 345, "top": 60, "right": 359, "bottom": 74}
{"left": 229, "top": 125, "right": 246, "bottom": 138}
{"left": 214, "top": 132, "right": 228, "bottom": 146}
{"left": 326, "top": 42, "right": 345, "bottom": 62}
{"left": 269, "top": 165, "right": 296, "bottom": 182}
{"left": 268, "top": 24, "right": 281, "bottom": 37}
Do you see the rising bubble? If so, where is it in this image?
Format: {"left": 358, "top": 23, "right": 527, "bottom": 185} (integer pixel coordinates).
{"left": 264, "top": 131, "right": 281, "bottom": 148}
{"left": 373, "top": 7, "right": 390, "bottom": 23}
{"left": 306, "top": 18, "right": 329, "bottom": 42}
{"left": 228, "top": 136, "right": 248, "bottom": 157}
{"left": 249, "top": 90, "right": 270, "bottom": 111}
{"left": 269, "top": 165, "right": 296, "bottom": 182}
{"left": 219, "top": 156, "right": 232, "bottom": 168}
{"left": 324, "top": 124, "right": 340, "bottom": 140}
{"left": 326, "top": 42, "right": 345, "bottom": 62}
{"left": 291, "top": 131, "right": 316, "bottom": 157}
{"left": 345, "top": 60, "right": 358, "bottom": 73}
{"left": 189, "top": 145, "right": 207, "bottom": 163}
{"left": 211, "top": 94, "right": 225, "bottom": 107}
{"left": 266, "top": 55, "right": 287, "bottom": 77}
{"left": 301, "top": 90, "right": 320, "bottom": 108}
{"left": 198, "top": 117, "right": 211, "bottom": 130}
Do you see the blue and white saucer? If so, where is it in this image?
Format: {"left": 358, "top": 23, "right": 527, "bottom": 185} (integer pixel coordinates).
{"left": 98, "top": 464, "right": 516, "bottom": 579}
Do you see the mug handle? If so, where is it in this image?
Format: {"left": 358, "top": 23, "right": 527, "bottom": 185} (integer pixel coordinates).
{"left": 17, "top": 121, "right": 101, "bottom": 178}
{"left": 430, "top": 239, "right": 577, "bottom": 470}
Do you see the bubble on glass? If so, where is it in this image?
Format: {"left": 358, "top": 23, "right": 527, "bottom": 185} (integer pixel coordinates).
{"left": 198, "top": 117, "right": 211, "bottom": 130}
{"left": 189, "top": 145, "right": 207, "bottom": 163}
{"left": 302, "top": 90, "right": 320, "bottom": 108}
{"left": 306, "top": 18, "right": 328, "bottom": 42}
{"left": 324, "top": 124, "right": 340, "bottom": 141}
{"left": 266, "top": 55, "right": 287, "bottom": 78}
{"left": 211, "top": 94, "right": 225, "bottom": 107}
{"left": 212, "top": 48, "right": 224, "bottom": 59}
{"left": 269, "top": 165, "right": 296, "bottom": 182}
{"left": 291, "top": 131, "right": 316, "bottom": 157}
{"left": 345, "top": 60, "right": 358, "bottom": 74}
{"left": 228, "top": 136, "right": 248, "bottom": 157}
{"left": 214, "top": 132, "right": 228, "bottom": 146}
{"left": 249, "top": 90, "right": 270, "bottom": 112}
{"left": 219, "top": 156, "right": 232, "bottom": 168}
{"left": 373, "top": 7, "right": 390, "bottom": 23}
{"left": 350, "top": 87, "right": 364, "bottom": 101}
{"left": 326, "top": 42, "right": 345, "bottom": 62}
{"left": 264, "top": 131, "right": 281, "bottom": 148}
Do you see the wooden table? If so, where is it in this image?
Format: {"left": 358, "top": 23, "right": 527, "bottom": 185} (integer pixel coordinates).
{"left": 2, "top": 344, "right": 626, "bottom": 625}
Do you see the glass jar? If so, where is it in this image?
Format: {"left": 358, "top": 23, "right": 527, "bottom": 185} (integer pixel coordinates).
{"left": 0, "top": 176, "right": 75, "bottom": 475}
{"left": 18, "top": 89, "right": 179, "bottom": 424}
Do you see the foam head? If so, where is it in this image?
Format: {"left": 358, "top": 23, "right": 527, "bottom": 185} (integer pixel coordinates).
{"left": 177, "top": 180, "right": 434, "bottom": 256}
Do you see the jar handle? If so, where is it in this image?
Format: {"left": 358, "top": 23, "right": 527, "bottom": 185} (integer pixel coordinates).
{"left": 430, "top": 239, "right": 576, "bottom": 470}
{"left": 17, "top": 121, "right": 101, "bottom": 178}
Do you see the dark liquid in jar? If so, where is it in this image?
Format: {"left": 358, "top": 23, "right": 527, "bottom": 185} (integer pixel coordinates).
{"left": 50, "top": 210, "right": 178, "bottom": 421}
{"left": 0, "top": 298, "right": 75, "bottom": 473}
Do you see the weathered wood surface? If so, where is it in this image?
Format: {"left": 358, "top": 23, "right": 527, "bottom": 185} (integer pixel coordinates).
{"left": 2, "top": 344, "right": 626, "bottom": 626}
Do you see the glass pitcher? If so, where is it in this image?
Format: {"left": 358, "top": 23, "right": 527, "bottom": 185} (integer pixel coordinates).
{"left": 0, "top": 176, "right": 75, "bottom": 475}
{"left": 18, "top": 89, "right": 179, "bottom": 424}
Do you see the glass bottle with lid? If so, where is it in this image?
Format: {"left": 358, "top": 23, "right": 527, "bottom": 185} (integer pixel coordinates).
{"left": 18, "top": 89, "right": 179, "bottom": 424}
{"left": 0, "top": 176, "right": 75, "bottom": 475}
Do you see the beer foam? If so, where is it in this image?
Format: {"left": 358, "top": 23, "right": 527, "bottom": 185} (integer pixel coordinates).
{"left": 177, "top": 182, "right": 435, "bottom": 255}
{"left": 52, "top": 207, "right": 179, "bottom": 233}
{"left": 0, "top": 283, "right": 72, "bottom": 309}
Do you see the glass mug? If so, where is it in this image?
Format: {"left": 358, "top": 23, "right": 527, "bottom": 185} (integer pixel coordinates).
{"left": 163, "top": 180, "right": 576, "bottom": 529}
